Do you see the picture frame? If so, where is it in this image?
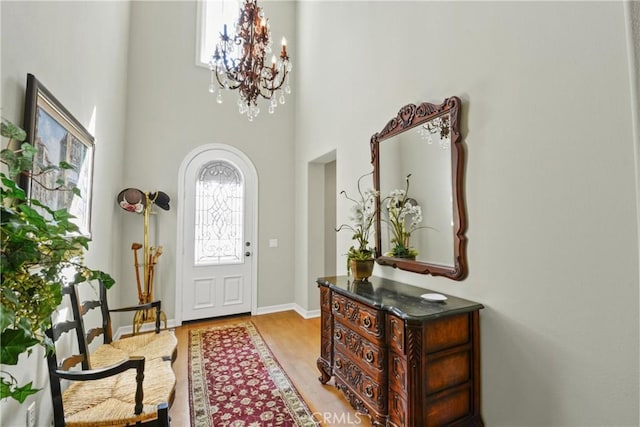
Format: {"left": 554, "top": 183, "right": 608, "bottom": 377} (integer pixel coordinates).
{"left": 22, "top": 73, "right": 95, "bottom": 238}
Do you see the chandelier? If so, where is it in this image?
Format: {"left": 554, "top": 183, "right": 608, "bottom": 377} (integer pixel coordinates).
{"left": 208, "top": 0, "right": 292, "bottom": 121}
{"left": 418, "top": 115, "right": 451, "bottom": 149}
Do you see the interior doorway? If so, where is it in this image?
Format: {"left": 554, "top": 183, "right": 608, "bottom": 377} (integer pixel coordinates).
{"left": 308, "top": 152, "right": 337, "bottom": 303}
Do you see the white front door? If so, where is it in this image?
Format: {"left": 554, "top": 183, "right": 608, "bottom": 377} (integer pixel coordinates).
{"left": 178, "top": 145, "right": 256, "bottom": 321}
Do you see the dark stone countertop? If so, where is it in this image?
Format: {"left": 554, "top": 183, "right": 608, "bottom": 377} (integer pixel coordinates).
{"left": 317, "top": 275, "right": 483, "bottom": 321}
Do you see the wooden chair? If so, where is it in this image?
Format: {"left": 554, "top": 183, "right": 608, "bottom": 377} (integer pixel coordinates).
{"left": 46, "top": 281, "right": 176, "bottom": 427}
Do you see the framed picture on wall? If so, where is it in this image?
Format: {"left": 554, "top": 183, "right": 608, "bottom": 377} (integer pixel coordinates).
{"left": 22, "top": 73, "right": 95, "bottom": 238}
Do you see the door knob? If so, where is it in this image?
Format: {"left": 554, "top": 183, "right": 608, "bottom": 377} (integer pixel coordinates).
{"left": 245, "top": 251, "right": 251, "bottom": 256}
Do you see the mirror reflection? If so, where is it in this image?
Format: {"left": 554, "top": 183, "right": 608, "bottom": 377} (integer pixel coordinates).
{"left": 371, "top": 97, "right": 467, "bottom": 280}
{"left": 379, "top": 114, "right": 454, "bottom": 266}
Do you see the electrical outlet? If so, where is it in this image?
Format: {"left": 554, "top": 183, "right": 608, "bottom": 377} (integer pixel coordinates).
{"left": 26, "top": 402, "right": 36, "bottom": 427}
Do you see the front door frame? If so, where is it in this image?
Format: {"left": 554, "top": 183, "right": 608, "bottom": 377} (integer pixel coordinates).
{"left": 175, "top": 143, "right": 258, "bottom": 324}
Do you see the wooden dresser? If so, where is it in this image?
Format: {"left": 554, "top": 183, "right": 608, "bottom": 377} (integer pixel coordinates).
{"left": 317, "top": 276, "right": 484, "bottom": 427}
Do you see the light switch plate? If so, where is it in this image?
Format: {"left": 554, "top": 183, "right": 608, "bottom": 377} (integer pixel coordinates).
{"left": 26, "top": 402, "right": 36, "bottom": 427}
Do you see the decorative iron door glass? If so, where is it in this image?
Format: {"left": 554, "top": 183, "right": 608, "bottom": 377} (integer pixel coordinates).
{"left": 194, "top": 160, "right": 244, "bottom": 265}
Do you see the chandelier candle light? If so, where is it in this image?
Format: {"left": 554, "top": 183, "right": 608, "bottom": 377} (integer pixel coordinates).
{"left": 208, "top": 0, "right": 292, "bottom": 120}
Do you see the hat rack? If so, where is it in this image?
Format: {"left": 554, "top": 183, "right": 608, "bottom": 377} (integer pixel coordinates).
{"left": 117, "top": 188, "right": 170, "bottom": 334}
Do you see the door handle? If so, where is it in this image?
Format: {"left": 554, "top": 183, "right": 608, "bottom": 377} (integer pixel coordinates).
{"left": 245, "top": 251, "right": 251, "bottom": 256}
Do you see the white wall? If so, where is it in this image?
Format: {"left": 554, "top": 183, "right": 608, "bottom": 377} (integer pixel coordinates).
{"left": 121, "top": 1, "right": 297, "bottom": 317}
{"left": 0, "top": 1, "right": 131, "bottom": 425}
{"left": 295, "top": 1, "right": 639, "bottom": 426}
{"left": 2, "top": 1, "right": 638, "bottom": 425}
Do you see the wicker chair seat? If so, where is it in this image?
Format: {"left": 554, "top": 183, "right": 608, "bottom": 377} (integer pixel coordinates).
{"left": 113, "top": 330, "right": 177, "bottom": 360}
{"left": 61, "top": 357, "right": 175, "bottom": 427}
{"left": 47, "top": 282, "right": 174, "bottom": 426}
{"left": 90, "top": 331, "right": 177, "bottom": 368}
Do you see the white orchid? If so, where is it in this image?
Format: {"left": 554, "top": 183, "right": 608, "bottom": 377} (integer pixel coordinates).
{"left": 336, "top": 172, "right": 378, "bottom": 258}
{"left": 383, "top": 174, "right": 426, "bottom": 258}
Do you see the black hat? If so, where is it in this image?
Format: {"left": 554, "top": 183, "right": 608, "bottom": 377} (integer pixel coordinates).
{"left": 117, "top": 188, "right": 146, "bottom": 214}
{"left": 149, "top": 191, "right": 170, "bottom": 211}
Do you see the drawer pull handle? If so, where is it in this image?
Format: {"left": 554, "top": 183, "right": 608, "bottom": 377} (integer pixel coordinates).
{"left": 363, "top": 316, "right": 372, "bottom": 328}
{"left": 335, "top": 359, "right": 342, "bottom": 369}
{"left": 364, "top": 385, "right": 374, "bottom": 398}
{"left": 365, "top": 351, "right": 374, "bottom": 363}
{"left": 335, "top": 330, "right": 342, "bottom": 340}
{"left": 332, "top": 301, "right": 340, "bottom": 311}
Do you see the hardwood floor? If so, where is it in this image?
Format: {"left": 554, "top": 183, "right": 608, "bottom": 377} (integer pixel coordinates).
{"left": 170, "top": 310, "right": 372, "bottom": 427}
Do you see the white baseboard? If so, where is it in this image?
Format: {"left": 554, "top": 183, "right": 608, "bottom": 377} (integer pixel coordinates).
{"left": 255, "top": 303, "right": 320, "bottom": 319}
{"left": 255, "top": 303, "right": 296, "bottom": 315}
{"left": 114, "top": 305, "right": 321, "bottom": 338}
{"left": 293, "top": 304, "right": 320, "bottom": 319}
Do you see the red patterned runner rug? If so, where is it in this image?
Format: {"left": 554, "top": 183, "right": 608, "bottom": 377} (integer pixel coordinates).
{"left": 189, "top": 322, "right": 319, "bottom": 427}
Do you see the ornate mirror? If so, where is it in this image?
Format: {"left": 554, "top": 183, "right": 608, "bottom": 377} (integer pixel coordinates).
{"left": 371, "top": 96, "right": 467, "bottom": 280}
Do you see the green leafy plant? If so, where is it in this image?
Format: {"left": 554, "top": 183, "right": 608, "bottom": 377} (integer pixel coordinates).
{"left": 0, "top": 118, "right": 114, "bottom": 403}
{"left": 336, "top": 172, "right": 378, "bottom": 271}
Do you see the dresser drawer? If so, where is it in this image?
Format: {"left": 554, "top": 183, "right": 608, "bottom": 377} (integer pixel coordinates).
{"left": 424, "top": 313, "right": 470, "bottom": 353}
{"left": 331, "top": 293, "right": 383, "bottom": 340}
{"left": 425, "top": 350, "right": 471, "bottom": 394}
{"left": 426, "top": 386, "right": 471, "bottom": 427}
{"left": 388, "top": 388, "right": 408, "bottom": 427}
{"left": 387, "top": 315, "right": 405, "bottom": 354}
{"left": 333, "top": 321, "right": 385, "bottom": 375}
{"left": 388, "top": 351, "right": 407, "bottom": 393}
{"left": 334, "top": 350, "right": 387, "bottom": 413}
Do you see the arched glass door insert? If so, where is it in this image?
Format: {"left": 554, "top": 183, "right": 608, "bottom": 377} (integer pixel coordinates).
{"left": 194, "top": 160, "right": 244, "bottom": 265}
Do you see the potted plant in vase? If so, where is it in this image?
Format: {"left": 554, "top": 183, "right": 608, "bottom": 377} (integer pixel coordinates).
{"left": 0, "top": 119, "right": 114, "bottom": 403}
{"left": 336, "top": 172, "right": 378, "bottom": 281}
{"left": 383, "top": 174, "right": 428, "bottom": 259}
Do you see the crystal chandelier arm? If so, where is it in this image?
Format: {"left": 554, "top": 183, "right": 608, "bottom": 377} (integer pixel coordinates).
{"left": 257, "top": 59, "right": 289, "bottom": 95}
{"left": 214, "top": 68, "right": 241, "bottom": 91}
{"left": 256, "top": 72, "right": 286, "bottom": 99}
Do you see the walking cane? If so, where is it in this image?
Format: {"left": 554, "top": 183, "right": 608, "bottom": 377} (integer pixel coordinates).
{"left": 148, "top": 246, "right": 163, "bottom": 303}
{"left": 131, "top": 243, "right": 143, "bottom": 303}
